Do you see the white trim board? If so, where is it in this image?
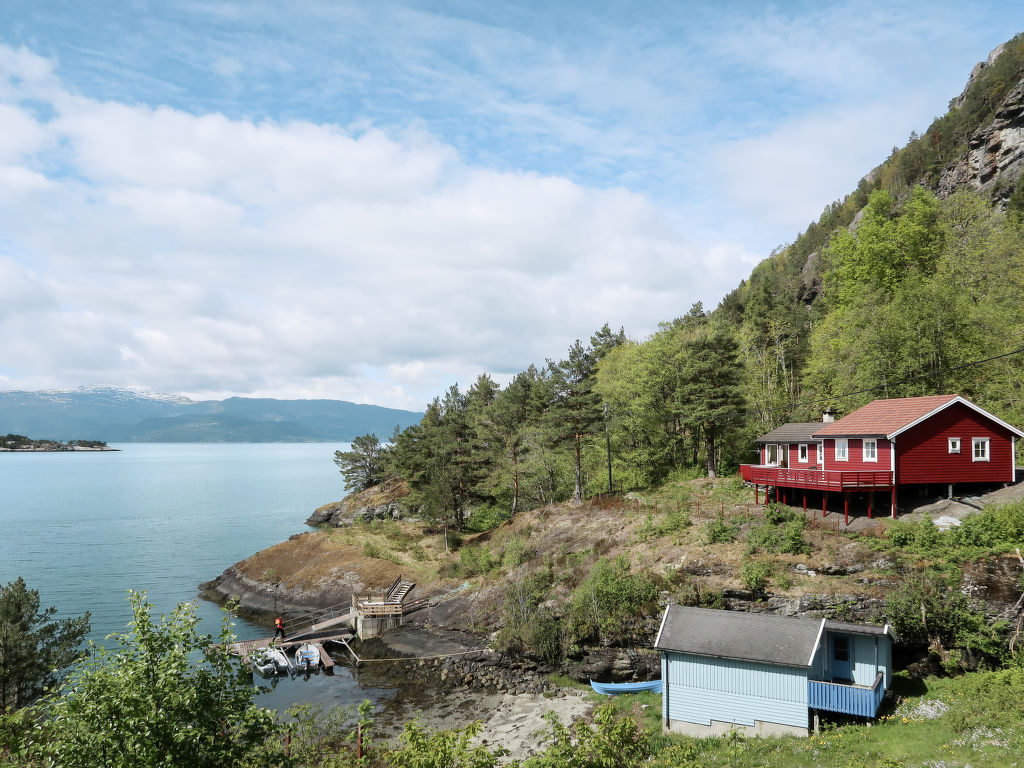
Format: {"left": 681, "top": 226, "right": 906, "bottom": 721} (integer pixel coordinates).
{"left": 887, "top": 396, "right": 1024, "bottom": 440}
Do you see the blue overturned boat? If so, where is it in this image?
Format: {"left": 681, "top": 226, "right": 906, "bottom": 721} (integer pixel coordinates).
{"left": 589, "top": 679, "right": 662, "bottom": 695}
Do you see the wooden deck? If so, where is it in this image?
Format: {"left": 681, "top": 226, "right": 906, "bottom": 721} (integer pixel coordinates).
{"left": 740, "top": 465, "right": 893, "bottom": 491}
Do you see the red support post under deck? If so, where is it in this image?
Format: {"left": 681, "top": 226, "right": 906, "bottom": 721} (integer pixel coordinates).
{"left": 823, "top": 492, "right": 827, "bottom": 517}
{"left": 891, "top": 486, "right": 896, "bottom": 519}
{"left": 844, "top": 492, "right": 849, "bottom": 527}
{"left": 868, "top": 490, "right": 873, "bottom": 519}
{"left": 803, "top": 492, "right": 807, "bottom": 512}
{"left": 755, "top": 485, "right": 759, "bottom": 505}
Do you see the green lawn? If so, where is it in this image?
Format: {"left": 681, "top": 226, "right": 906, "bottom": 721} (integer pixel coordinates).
{"left": 604, "top": 668, "right": 1024, "bottom": 768}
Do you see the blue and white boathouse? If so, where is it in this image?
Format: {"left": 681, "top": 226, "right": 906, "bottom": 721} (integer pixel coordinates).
{"left": 654, "top": 605, "right": 893, "bottom": 737}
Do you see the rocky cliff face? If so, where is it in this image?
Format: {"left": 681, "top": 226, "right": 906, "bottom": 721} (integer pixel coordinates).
{"left": 306, "top": 479, "right": 418, "bottom": 526}
{"left": 939, "top": 76, "right": 1024, "bottom": 199}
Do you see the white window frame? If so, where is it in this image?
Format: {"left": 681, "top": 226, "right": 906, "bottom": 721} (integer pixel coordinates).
{"left": 798, "top": 444, "right": 809, "bottom": 463}
{"left": 835, "top": 439, "right": 848, "bottom": 462}
{"left": 863, "top": 439, "right": 878, "bottom": 463}
{"left": 765, "top": 443, "right": 779, "bottom": 466}
{"left": 948, "top": 437, "right": 960, "bottom": 454}
{"left": 817, "top": 442, "right": 824, "bottom": 466}
{"left": 972, "top": 437, "right": 990, "bottom": 462}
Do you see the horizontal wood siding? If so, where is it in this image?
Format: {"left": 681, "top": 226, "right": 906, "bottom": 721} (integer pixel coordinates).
{"left": 664, "top": 652, "right": 808, "bottom": 730}
{"left": 896, "top": 402, "right": 1014, "bottom": 484}
{"left": 808, "top": 677, "right": 884, "bottom": 718}
{"left": 821, "top": 632, "right": 892, "bottom": 688}
{"left": 824, "top": 438, "right": 890, "bottom": 472}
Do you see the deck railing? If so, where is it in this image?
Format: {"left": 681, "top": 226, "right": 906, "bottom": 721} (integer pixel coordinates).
{"left": 808, "top": 672, "right": 885, "bottom": 718}
{"left": 740, "top": 465, "right": 893, "bottom": 490}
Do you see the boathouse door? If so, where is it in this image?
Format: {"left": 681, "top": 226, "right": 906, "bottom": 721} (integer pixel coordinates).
{"left": 831, "top": 635, "right": 852, "bottom": 681}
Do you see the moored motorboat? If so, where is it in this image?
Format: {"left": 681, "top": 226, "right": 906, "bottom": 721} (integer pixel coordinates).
{"left": 294, "top": 642, "right": 320, "bottom": 671}
{"left": 251, "top": 647, "right": 291, "bottom": 677}
{"left": 589, "top": 679, "right": 662, "bottom": 695}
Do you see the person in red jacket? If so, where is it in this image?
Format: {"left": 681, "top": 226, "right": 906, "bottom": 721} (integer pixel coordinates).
{"left": 274, "top": 616, "right": 285, "bottom": 641}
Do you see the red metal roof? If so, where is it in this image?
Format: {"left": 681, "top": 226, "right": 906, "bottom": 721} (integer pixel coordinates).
{"left": 813, "top": 395, "right": 960, "bottom": 438}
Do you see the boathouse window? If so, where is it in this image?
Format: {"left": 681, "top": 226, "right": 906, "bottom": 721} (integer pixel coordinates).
{"left": 798, "top": 444, "right": 808, "bottom": 463}
{"left": 835, "top": 439, "right": 848, "bottom": 461}
{"left": 972, "top": 438, "right": 990, "bottom": 462}
{"left": 765, "top": 444, "right": 779, "bottom": 465}
{"left": 863, "top": 439, "right": 877, "bottom": 462}
{"left": 948, "top": 437, "right": 960, "bottom": 454}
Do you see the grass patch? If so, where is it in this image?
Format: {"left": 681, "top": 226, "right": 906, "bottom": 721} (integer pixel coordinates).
{"left": 639, "top": 667, "right": 1024, "bottom": 768}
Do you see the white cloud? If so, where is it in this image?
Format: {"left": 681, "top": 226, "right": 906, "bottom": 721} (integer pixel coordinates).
{"left": 0, "top": 44, "right": 735, "bottom": 409}
{"left": 709, "top": 95, "right": 934, "bottom": 233}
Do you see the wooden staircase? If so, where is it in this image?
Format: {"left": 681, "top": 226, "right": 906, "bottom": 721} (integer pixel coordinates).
{"left": 386, "top": 576, "right": 415, "bottom": 604}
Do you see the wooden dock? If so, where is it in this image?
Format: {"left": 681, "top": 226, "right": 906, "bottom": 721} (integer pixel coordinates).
{"left": 216, "top": 624, "right": 356, "bottom": 666}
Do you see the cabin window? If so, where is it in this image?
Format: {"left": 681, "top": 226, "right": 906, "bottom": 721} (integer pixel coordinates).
{"left": 798, "top": 444, "right": 808, "bottom": 463}
{"left": 835, "top": 439, "right": 848, "bottom": 461}
{"left": 817, "top": 441, "right": 824, "bottom": 464}
{"left": 863, "top": 439, "right": 878, "bottom": 462}
{"left": 948, "top": 437, "right": 960, "bottom": 454}
{"left": 765, "top": 444, "right": 778, "bottom": 465}
{"left": 972, "top": 438, "right": 990, "bottom": 462}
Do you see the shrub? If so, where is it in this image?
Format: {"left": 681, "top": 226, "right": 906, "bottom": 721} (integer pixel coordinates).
{"left": 502, "top": 536, "right": 533, "bottom": 569}
{"left": 459, "top": 545, "right": 496, "bottom": 576}
{"left": 745, "top": 519, "right": 809, "bottom": 555}
{"left": 885, "top": 572, "right": 1009, "bottom": 670}
{"left": 568, "top": 557, "right": 657, "bottom": 644}
{"left": 765, "top": 503, "right": 800, "bottom": 525}
{"left": 740, "top": 559, "right": 774, "bottom": 595}
{"left": 703, "top": 519, "right": 738, "bottom": 544}
{"left": 464, "top": 503, "right": 511, "bottom": 533}
{"left": 496, "top": 570, "right": 555, "bottom": 658}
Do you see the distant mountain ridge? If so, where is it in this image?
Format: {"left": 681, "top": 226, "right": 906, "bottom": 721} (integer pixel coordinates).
{"left": 0, "top": 386, "right": 423, "bottom": 442}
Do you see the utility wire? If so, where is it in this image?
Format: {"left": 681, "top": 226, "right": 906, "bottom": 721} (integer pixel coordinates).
{"left": 729, "top": 343, "right": 1024, "bottom": 421}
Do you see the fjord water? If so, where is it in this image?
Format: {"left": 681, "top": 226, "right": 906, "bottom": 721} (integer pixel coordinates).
{"left": 0, "top": 443, "right": 391, "bottom": 711}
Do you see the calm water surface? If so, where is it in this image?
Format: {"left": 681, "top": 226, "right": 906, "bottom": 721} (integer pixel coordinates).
{"left": 0, "top": 443, "right": 393, "bottom": 712}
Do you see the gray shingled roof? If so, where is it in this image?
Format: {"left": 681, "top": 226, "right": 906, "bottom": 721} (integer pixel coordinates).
{"left": 655, "top": 606, "right": 823, "bottom": 667}
{"left": 825, "top": 619, "right": 889, "bottom": 637}
{"left": 753, "top": 423, "right": 825, "bottom": 444}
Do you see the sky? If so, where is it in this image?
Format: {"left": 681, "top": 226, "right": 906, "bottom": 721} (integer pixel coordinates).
{"left": 1, "top": 2, "right": 1021, "bottom": 410}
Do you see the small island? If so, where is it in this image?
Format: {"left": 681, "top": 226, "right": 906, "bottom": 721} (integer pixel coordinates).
{"left": 0, "top": 433, "right": 118, "bottom": 452}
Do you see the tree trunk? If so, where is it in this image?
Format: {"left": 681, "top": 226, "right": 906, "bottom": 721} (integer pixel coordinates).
{"left": 706, "top": 427, "right": 717, "bottom": 479}
{"left": 573, "top": 433, "right": 583, "bottom": 502}
{"left": 511, "top": 446, "right": 519, "bottom": 518}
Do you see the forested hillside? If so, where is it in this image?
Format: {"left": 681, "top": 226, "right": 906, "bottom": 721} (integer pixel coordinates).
{"left": 351, "top": 34, "right": 1024, "bottom": 532}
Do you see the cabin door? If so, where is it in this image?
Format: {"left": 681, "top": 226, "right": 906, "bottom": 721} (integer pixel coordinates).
{"left": 831, "top": 635, "right": 852, "bottom": 681}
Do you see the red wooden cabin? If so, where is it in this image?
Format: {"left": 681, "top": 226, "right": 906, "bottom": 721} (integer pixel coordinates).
{"left": 740, "top": 395, "right": 1022, "bottom": 522}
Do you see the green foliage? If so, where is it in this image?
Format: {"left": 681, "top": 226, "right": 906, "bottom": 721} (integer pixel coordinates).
{"left": 459, "top": 545, "right": 497, "bottom": 576}
{"left": 745, "top": 518, "right": 809, "bottom": 555}
{"left": 885, "top": 572, "right": 1009, "bottom": 670}
{"left": 285, "top": 700, "right": 373, "bottom": 767}
{"left": 333, "top": 434, "right": 385, "bottom": 492}
{"left": 568, "top": 557, "right": 657, "bottom": 644}
{"left": 495, "top": 570, "right": 556, "bottom": 658}
{"left": 521, "top": 701, "right": 652, "bottom": 768}
{"left": 0, "top": 577, "right": 91, "bottom": 711}
{"left": 548, "top": 337, "right": 604, "bottom": 502}
{"left": 25, "top": 591, "right": 284, "bottom": 768}
{"left": 501, "top": 536, "right": 533, "bottom": 569}
{"left": 885, "top": 502, "right": 1024, "bottom": 561}
{"left": 702, "top": 518, "right": 738, "bottom": 544}
{"left": 387, "top": 720, "right": 504, "bottom": 768}
{"left": 739, "top": 559, "right": 775, "bottom": 595}
{"left": 463, "top": 503, "right": 510, "bottom": 533}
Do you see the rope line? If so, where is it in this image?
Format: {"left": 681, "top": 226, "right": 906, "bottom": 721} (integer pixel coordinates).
{"left": 729, "top": 344, "right": 1024, "bottom": 420}
{"left": 350, "top": 648, "right": 496, "bottom": 663}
